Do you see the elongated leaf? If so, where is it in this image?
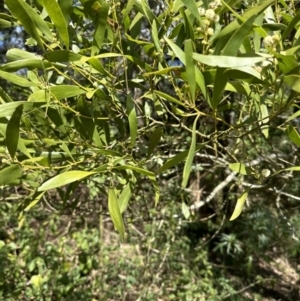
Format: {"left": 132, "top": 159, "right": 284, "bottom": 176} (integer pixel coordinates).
{"left": 29, "top": 86, "right": 87, "bottom": 101}
{"left": 126, "top": 94, "right": 137, "bottom": 147}
{"left": 58, "top": 0, "right": 72, "bottom": 23}
{"left": 0, "top": 87, "right": 13, "bottom": 103}
{"left": 38, "top": 171, "right": 96, "bottom": 191}
{"left": 45, "top": 51, "right": 83, "bottom": 62}
{"left": 164, "top": 36, "right": 186, "bottom": 65}
{"left": 211, "top": 68, "right": 227, "bottom": 110}
{"left": 118, "top": 183, "right": 132, "bottom": 214}
{"left": 77, "top": 97, "right": 103, "bottom": 147}
{"left": 216, "top": 0, "right": 275, "bottom": 39}
{"left": 181, "top": 202, "right": 190, "bottom": 219}
{"left": 185, "top": 39, "right": 196, "bottom": 104}
{"left": 284, "top": 166, "right": 300, "bottom": 171}
{"left": 222, "top": 15, "right": 257, "bottom": 56}
{"left": 182, "top": 115, "right": 199, "bottom": 188}
{"left": 5, "top": 0, "right": 48, "bottom": 50}
{"left": 6, "top": 105, "right": 23, "bottom": 160}
{"left": 284, "top": 110, "right": 300, "bottom": 124}
{"left": 282, "top": 9, "right": 300, "bottom": 42}
{"left": 193, "top": 53, "right": 266, "bottom": 68}
{"left": 230, "top": 189, "right": 249, "bottom": 221}
{"left": 180, "top": 0, "right": 202, "bottom": 22}
{"left": 147, "top": 128, "right": 163, "bottom": 159}
{"left": 153, "top": 90, "right": 184, "bottom": 106}
{"left": 108, "top": 188, "right": 125, "bottom": 241}
{"left": 0, "top": 164, "right": 22, "bottom": 186}
{"left": 260, "top": 104, "right": 269, "bottom": 138}
{"left": 151, "top": 19, "right": 161, "bottom": 53}
{"left": 158, "top": 143, "right": 204, "bottom": 173}
{"left": 0, "top": 70, "right": 38, "bottom": 87}
{"left": 284, "top": 75, "right": 300, "bottom": 93}
{"left": 7, "top": 48, "right": 40, "bottom": 61}
{"left": 1, "top": 59, "right": 53, "bottom": 72}
{"left": 116, "top": 165, "right": 155, "bottom": 177}
{"left": 24, "top": 191, "right": 45, "bottom": 212}
{"left": 229, "top": 163, "right": 252, "bottom": 175}
{"left": 0, "top": 102, "right": 44, "bottom": 118}
{"left": 286, "top": 125, "right": 300, "bottom": 147}
{"left": 195, "top": 67, "right": 207, "bottom": 100}
{"left": 42, "top": 0, "right": 69, "bottom": 48}
{"left": 93, "top": 2, "right": 109, "bottom": 52}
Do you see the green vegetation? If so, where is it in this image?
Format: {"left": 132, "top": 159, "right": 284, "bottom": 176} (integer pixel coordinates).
{"left": 0, "top": 0, "right": 300, "bottom": 300}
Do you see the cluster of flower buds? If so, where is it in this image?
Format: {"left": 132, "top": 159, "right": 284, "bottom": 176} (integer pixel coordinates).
{"left": 198, "top": 0, "right": 222, "bottom": 38}
{"left": 263, "top": 34, "right": 280, "bottom": 52}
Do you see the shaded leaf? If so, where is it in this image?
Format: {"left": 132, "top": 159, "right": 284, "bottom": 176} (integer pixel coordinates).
{"left": 211, "top": 68, "right": 227, "bottom": 110}
{"left": 158, "top": 143, "right": 204, "bottom": 173}
{"left": 222, "top": 15, "right": 257, "bottom": 56}
{"left": 45, "top": 51, "right": 82, "bottom": 62}
{"left": 6, "top": 105, "right": 23, "bottom": 160}
{"left": 92, "top": 2, "right": 109, "bottom": 52}
{"left": 147, "top": 127, "right": 163, "bottom": 159}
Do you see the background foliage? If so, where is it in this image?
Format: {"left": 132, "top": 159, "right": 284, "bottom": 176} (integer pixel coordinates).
{"left": 0, "top": 0, "right": 300, "bottom": 300}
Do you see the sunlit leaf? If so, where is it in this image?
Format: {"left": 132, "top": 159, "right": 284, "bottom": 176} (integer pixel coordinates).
{"left": 5, "top": 0, "right": 51, "bottom": 50}
{"left": 185, "top": 39, "right": 196, "bottom": 104}
{"left": 118, "top": 183, "right": 132, "bottom": 214}
{"left": 24, "top": 191, "right": 45, "bottom": 212}
{"left": 0, "top": 70, "right": 38, "bottom": 87}
{"left": 38, "top": 171, "right": 96, "bottom": 191}
{"left": 193, "top": 53, "right": 266, "bottom": 68}
{"left": 229, "top": 163, "right": 252, "bottom": 175}
{"left": 286, "top": 125, "right": 300, "bottom": 147}
{"left": 126, "top": 94, "right": 137, "bottom": 147}
{"left": 181, "top": 202, "right": 190, "bottom": 219}
{"left": 30, "top": 274, "right": 43, "bottom": 288}
{"left": 0, "top": 164, "right": 22, "bottom": 186}
{"left": 29, "top": 86, "right": 87, "bottom": 101}
{"left": 284, "top": 75, "right": 300, "bottom": 93}
{"left": 216, "top": 0, "right": 275, "bottom": 39}
{"left": 230, "top": 189, "right": 249, "bottom": 221}
{"left": 108, "top": 188, "right": 125, "bottom": 241}
{"left": 42, "top": 0, "right": 69, "bottom": 48}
